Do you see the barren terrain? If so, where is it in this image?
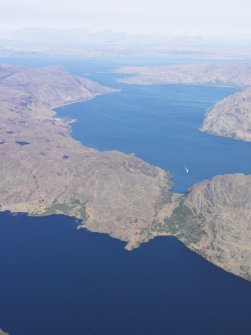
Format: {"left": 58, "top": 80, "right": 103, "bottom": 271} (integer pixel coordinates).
{"left": 0, "top": 64, "right": 250, "bottom": 282}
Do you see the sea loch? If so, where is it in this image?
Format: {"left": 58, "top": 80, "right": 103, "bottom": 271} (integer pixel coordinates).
{"left": 0, "top": 57, "right": 251, "bottom": 335}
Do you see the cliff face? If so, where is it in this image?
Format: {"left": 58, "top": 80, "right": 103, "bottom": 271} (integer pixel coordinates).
{"left": 116, "top": 63, "right": 251, "bottom": 142}
{"left": 163, "top": 174, "right": 251, "bottom": 281}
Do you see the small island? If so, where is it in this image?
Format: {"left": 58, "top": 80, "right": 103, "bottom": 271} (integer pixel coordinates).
{"left": 0, "top": 63, "right": 250, "bottom": 282}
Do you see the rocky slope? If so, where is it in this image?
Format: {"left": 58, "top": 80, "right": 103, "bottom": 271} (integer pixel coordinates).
{"left": 201, "top": 87, "right": 251, "bottom": 141}
{"left": 1, "top": 64, "right": 114, "bottom": 107}
{"left": 117, "top": 63, "right": 251, "bottom": 142}
{"left": 165, "top": 174, "right": 251, "bottom": 281}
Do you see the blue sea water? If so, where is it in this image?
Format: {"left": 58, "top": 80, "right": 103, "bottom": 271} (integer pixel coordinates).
{"left": 0, "top": 212, "right": 251, "bottom": 335}
{"left": 0, "top": 56, "right": 251, "bottom": 334}
{"left": 56, "top": 83, "right": 251, "bottom": 193}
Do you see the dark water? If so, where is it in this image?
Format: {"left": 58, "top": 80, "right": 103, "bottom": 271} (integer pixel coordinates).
{"left": 0, "top": 57, "right": 251, "bottom": 334}
{"left": 56, "top": 83, "right": 251, "bottom": 193}
{"left": 0, "top": 212, "right": 251, "bottom": 335}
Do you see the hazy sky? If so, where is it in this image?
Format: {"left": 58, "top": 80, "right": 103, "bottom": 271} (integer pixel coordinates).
{"left": 0, "top": 0, "right": 250, "bottom": 35}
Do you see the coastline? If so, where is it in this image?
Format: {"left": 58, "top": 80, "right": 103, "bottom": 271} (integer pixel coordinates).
{"left": 52, "top": 89, "right": 121, "bottom": 109}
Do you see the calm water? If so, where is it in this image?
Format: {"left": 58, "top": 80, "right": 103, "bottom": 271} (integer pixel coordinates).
{"left": 56, "top": 83, "right": 251, "bottom": 193}
{"left": 0, "top": 57, "right": 251, "bottom": 334}
{"left": 0, "top": 212, "right": 251, "bottom": 335}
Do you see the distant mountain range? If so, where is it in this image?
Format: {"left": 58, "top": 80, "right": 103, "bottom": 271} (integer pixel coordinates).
{"left": 0, "top": 28, "right": 251, "bottom": 59}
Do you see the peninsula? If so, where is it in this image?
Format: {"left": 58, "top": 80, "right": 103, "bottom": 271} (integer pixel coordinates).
{"left": 0, "top": 64, "right": 172, "bottom": 247}
{"left": 0, "top": 64, "right": 250, "bottom": 283}
{"left": 116, "top": 63, "right": 251, "bottom": 142}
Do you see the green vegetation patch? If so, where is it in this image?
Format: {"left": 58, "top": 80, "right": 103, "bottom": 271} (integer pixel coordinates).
{"left": 155, "top": 172, "right": 173, "bottom": 212}
{"left": 164, "top": 202, "right": 205, "bottom": 245}
{"left": 43, "top": 199, "right": 89, "bottom": 221}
